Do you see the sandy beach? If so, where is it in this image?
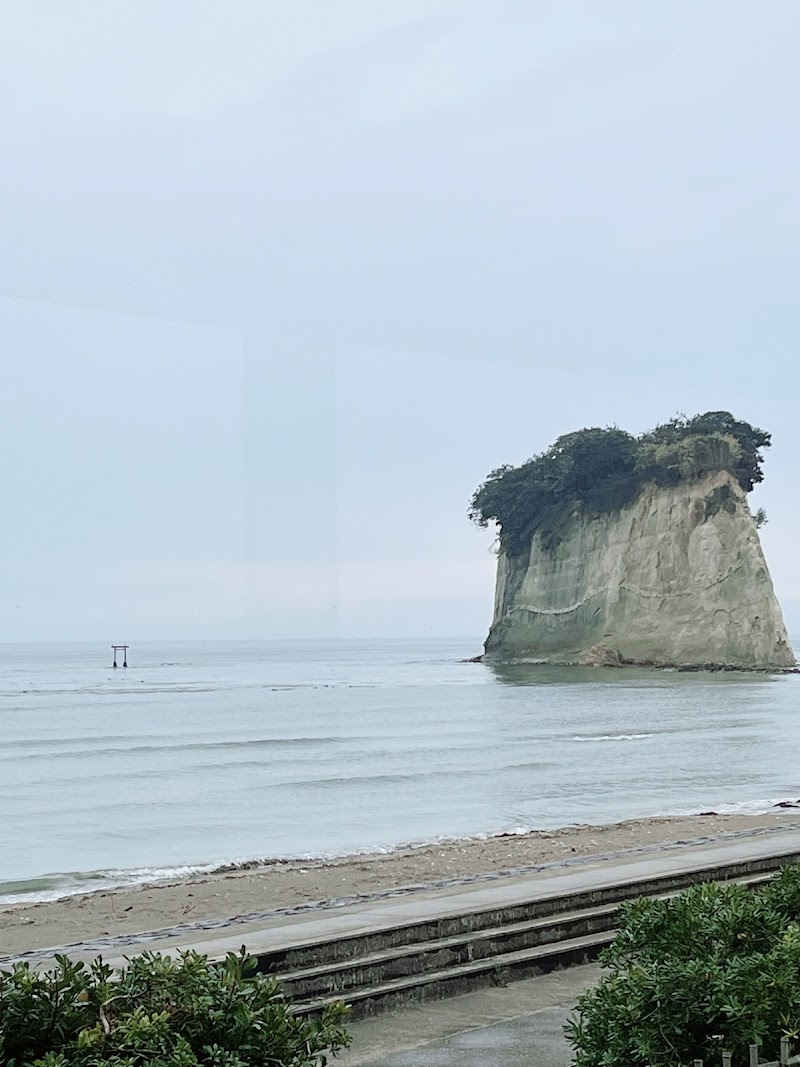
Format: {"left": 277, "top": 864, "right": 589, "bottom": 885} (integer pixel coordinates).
{"left": 3, "top": 811, "right": 800, "bottom": 959}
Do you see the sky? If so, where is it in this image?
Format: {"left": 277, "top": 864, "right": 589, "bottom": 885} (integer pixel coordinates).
{"left": 1, "top": 2, "right": 799, "bottom": 642}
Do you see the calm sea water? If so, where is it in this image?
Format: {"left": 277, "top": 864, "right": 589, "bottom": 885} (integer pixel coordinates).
{"left": 1, "top": 638, "right": 799, "bottom": 903}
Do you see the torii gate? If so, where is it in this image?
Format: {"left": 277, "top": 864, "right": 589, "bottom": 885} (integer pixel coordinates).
{"left": 112, "top": 645, "right": 128, "bottom": 668}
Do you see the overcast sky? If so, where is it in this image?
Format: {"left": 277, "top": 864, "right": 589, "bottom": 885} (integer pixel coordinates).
{"left": 2, "top": 2, "right": 799, "bottom": 642}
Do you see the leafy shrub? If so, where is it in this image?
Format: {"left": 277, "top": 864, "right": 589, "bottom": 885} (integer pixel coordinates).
{"left": 0, "top": 948, "right": 350, "bottom": 1067}
{"left": 637, "top": 433, "right": 743, "bottom": 488}
{"left": 640, "top": 411, "right": 771, "bottom": 492}
{"left": 469, "top": 428, "right": 641, "bottom": 556}
{"left": 566, "top": 866, "right": 800, "bottom": 1067}
{"left": 469, "top": 411, "right": 771, "bottom": 555}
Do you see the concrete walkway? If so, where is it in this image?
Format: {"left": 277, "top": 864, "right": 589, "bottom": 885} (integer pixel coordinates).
{"left": 335, "top": 963, "right": 602, "bottom": 1067}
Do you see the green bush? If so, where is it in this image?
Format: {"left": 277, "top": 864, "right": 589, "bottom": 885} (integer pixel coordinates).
{"left": 0, "top": 948, "right": 350, "bottom": 1067}
{"left": 566, "top": 866, "right": 800, "bottom": 1067}
{"left": 469, "top": 411, "right": 771, "bottom": 555}
{"left": 640, "top": 411, "right": 771, "bottom": 492}
{"left": 469, "top": 427, "right": 641, "bottom": 556}
{"left": 636, "top": 433, "right": 743, "bottom": 488}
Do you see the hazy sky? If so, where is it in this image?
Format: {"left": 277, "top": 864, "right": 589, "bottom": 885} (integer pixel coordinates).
{"left": 2, "top": 2, "right": 799, "bottom": 642}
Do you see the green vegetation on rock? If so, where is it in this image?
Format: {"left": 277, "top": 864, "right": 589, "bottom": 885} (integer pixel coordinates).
{"left": 566, "top": 865, "right": 800, "bottom": 1067}
{"left": 469, "top": 411, "right": 771, "bottom": 556}
{"left": 0, "top": 948, "right": 349, "bottom": 1067}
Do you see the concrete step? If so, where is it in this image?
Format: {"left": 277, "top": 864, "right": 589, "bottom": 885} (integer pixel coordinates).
{"left": 278, "top": 867, "right": 777, "bottom": 1016}
{"left": 259, "top": 862, "right": 777, "bottom": 978}
{"left": 291, "top": 928, "right": 617, "bottom": 1018}
{"left": 278, "top": 901, "right": 620, "bottom": 1000}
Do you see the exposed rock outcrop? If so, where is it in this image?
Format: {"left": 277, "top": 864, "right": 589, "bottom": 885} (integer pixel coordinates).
{"left": 484, "top": 471, "right": 795, "bottom": 669}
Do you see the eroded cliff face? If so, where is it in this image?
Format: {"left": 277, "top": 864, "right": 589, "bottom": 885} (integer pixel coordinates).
{"left": 485, "top": 471, "right": 795, "bottom": 668}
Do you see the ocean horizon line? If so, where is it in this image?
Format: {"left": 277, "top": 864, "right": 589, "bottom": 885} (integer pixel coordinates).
{"left": 0, "top": 635, "right": 485, "bottom": 648}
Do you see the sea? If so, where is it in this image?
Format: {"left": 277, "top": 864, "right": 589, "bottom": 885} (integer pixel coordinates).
{"left": 1, "top": 638, "right": 799, "bottom": 905}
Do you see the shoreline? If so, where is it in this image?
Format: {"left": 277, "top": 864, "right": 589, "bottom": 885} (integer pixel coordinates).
{"left": 470, "top": 655, "right": 800, "bottom": 674}
{"left": 7, "top": 800, "right": 800, "bottom": 907}
{"left": 4, "top": 811, "right": 800, "bottom": 960}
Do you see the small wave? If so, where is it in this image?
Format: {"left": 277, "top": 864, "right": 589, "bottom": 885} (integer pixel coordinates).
{"left": 571, "top": 733, "right": 654, "bottom": 742}
{"left": 0, "top": 863, "right": 221, "bottom": 906}
{"left": 503, "top": 760, "right": 554, "bottom": 771}
{"left": 681, "top": 796, "right": 800, "bottom": 817}
{"left": 0, "top": 736, "right": 349, "bottom": 763}
{"left": 273, "top": 766, "right": 484, "bottom": 790}
{"left": 0, "top": 684, "right": 222, "bottom": 697}
{"left": 82, "top": 685, "right": 221, "bottom": 695}
{"left": 0, "top": 735, "right": 167, "bottom": 751}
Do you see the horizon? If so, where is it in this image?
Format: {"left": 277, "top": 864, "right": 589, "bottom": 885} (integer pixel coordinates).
{"left": 2, "top": 619, "right": 800, "bottom": 646}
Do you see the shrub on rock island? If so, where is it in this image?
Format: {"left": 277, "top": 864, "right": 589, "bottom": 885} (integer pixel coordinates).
{"left": 0, "top": 947, "right": 349, "bottom": 1067}
{"left": 469, "top": 410, "right": 771, "bottom": 555}
{"left": 565, "top": 865, "right": 800, "bottom": 1067}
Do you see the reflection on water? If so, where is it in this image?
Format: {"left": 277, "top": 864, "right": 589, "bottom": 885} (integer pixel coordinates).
{"left": 487, "top": 661, "right": 780, "bottom": 687}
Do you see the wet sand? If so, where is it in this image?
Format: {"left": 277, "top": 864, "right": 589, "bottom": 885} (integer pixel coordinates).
{"left": 3, "top": 812, "right": 800, "bottom": 959}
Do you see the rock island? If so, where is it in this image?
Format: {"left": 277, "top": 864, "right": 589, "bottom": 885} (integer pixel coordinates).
{"left": 470, "top": 412, "right": 795, "bottom": 669}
